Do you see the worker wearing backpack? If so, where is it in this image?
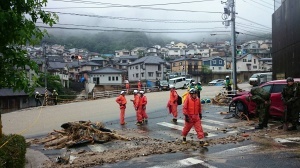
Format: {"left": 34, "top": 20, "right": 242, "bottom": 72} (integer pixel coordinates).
{"left": 167, "top": 85, "right": 178, "bottom": 123}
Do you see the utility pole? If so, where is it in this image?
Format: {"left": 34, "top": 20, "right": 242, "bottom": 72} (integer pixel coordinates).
{"left": 43, "top": 45, "right": 48, "bottom": 106}
{"left": 230, "top": 0, "right": 237, "bottom": 92}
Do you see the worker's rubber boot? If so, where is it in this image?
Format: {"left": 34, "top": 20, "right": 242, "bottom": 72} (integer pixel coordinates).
{"left": 255, "top": 124, "right": 264, "bottom": 129}
{"left": 182, "top": 137, "right": 187, "bottom": 144}
{"left": 199, "top": 141, "right": 209, "bottom": 147}
{"left": 135, "top": 122, "right": 143, "bottom": 126}
{"left": 172, "top": 118, "right": 177, "bottom": 123}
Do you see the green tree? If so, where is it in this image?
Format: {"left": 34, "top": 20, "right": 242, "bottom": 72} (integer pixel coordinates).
{"left": 0, "top": 0, "right": 57, "bottom": 137}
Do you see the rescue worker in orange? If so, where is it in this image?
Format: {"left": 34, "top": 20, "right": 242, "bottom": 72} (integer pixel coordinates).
{"left": 138, "top": 90, "right": 148, "bottom": 125}
{"left": 137, "top": 80, "right": 142, "bottom": 91}
{"left": 125, "top": 80, "right": 130, "bottom": 94}
{"left": 182, "top": 88, "right": 208, "bottom": 147}
{"left": 167, "top": 85, "right": 178, "bottom": 123}
{"left": 130, "top": 90, "right": 141, "bottom": 125}
{"left": 116, "top": 91, "right": 127, "bottom": 125}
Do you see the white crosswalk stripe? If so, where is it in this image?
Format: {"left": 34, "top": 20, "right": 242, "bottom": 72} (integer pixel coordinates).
{"left": 147, "top": 157, "right": 217, "bottom": 168}
{"left": 157, "top": 122, "right": 217, "bottom": 137}
{"left": 157, "top": 117, "right": 256, "bottom": 138}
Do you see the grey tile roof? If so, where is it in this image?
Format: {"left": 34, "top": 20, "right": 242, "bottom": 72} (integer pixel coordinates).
{"left": 91, "top": 57, "right": 105, "bottom": 61}
{"left": 130, "top": 56, "right": 165, "bottom": 65}
{"left": 0, "top": 87, "right": 51, "bottom": 97}
{"left": 89, "top": 67, "right": 124, "bottom": 74}
{"left": 48, "top": 62, "right": 67, "bottom": 69}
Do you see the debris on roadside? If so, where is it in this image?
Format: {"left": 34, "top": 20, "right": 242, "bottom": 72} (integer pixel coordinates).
{"left": 212, "top": 93, "right": 231, "bottom": 106}
{"left": 30, "top": 121, "right": 130, "bottom": 149}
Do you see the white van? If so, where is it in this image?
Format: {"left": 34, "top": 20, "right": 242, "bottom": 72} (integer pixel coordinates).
{"left": 169, "top": 77, "right": 186, "bottom": 89}
{"left": 249, "top": 72, "right": 272, "bottom": 86}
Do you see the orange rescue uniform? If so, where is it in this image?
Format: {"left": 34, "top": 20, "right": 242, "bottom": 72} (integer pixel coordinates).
{"left": 182, "top": 94, "right": 204, "bottom": 139}
{"left": 167, "top": 89, "right": 178, "bottom": 118}
{"left": 137, "top": 81, "right": 142, "bottom": 90}
{"left": 138, "top": 95, "right": 148, "bottom": 121}
{"left": 116, "top": 95, "right": 127, "bottom": 125}
{"left": 133, "top": 94, "right": 141, "bottom": 122}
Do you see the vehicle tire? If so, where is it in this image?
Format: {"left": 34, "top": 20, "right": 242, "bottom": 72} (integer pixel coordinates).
{"left": 229, "top": 101, "right": 248, "bottom": 120}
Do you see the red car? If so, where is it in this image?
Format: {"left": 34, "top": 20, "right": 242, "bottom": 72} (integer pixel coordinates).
{"left": 229, "top": 79, "right": 300, "bottom": 118}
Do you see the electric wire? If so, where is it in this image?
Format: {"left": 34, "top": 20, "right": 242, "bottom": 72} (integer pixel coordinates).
{"left": 250, "top": 0, "right": 274, "bottom": 10}
{"left": 236, "top": 16, "right": 271, "bottom": 29}
{"left": 44, "top": 11, "right": 224, "bottom": 23}
{"left": 236, "top": 24, "right": 271, "bottom": 33}
{"left": 36, "top": 22, "right": 227, "bottom": 31}
{"left": 48, "top": 0, "right": 221, "bottom": 13}
{"left": 260, "top": 0, "right": 274, "bottom": 6}
{"left": 236, "top": 22, "right": 271, "bottom": 30}
{"left": 37, "top": 25, "right": 231, "bottom": 33}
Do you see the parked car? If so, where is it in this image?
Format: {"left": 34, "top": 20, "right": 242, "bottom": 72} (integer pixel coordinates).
{"left": 208, "top": 79, "right": 224, "bottom": 86}
{"left": 159, "top": 80, "right": 169, "bottom": 91}
{"left": 249, "top": 72, "right": 272, "bottom": 86}
{"left": 229, "top": 78, "right": 300, "bottom": 118}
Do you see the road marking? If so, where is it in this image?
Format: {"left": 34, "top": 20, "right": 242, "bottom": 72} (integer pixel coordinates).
{"left": 210, "top": 144, "right": 258, "bottom": 157}
{"left": 202, "top": 119, "right": 227, "bottom": 125}
{"left": 177, "top": 119, "right": 219, "bottom": 131}
{"left": 274, "top": 138, "right": 300, "bottom": 143}
{"left": 147, "top": 157, "right": 217, "bottom": 168}
{"left": 157, "top": 122, "right": 217, "bottom": 137}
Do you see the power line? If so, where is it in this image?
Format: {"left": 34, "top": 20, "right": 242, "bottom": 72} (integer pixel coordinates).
{"left": 241, "top": 0, "right": 273, "bottom": 12}
{"left": 236, "top": 24, "right": 271, "bottom": 33}
{"left": 236, "top": 22, "right": 271, "bottom": 30}
{"left": 37, "top": 25, "right": 231, "bottom": 33}
{"left": 251, "top": 0, "right": 273, "bottom": 10}
{"left": 37, "top": 22, "right": 227, "bottom": 31}
{"left": 236, "top": 16, "right": 271, "bottom": 29}
{"left": 49, "top": 0, "right": 221, "bottom": 13}
{"left": 260, "top": 0, "right": 274, "bottom": 6}
{"left": 237, "top": 28, "right": 270, "bottom": 35}
{"left": 237, "top": 32, "right": 271, "bottom": 39}
{"left": 45, "top": 11, "right": 224, "bottom": 23}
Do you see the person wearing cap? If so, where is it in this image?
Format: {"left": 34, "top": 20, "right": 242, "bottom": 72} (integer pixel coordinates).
{"left": 137, "top": 80, "right": 142, "bottom": 91}
{"left": 116, "top": 91, "right": 127, "bottom": 125}
{"left": 130, "top": 90, "right": 141, "bottom": 124}
{"left": 167, "top": 84, "right": 178, "bottom": 123}
{"left": 52, "top": 89, "right": 58, "bottom": 105}
{"left": 281, "top": 77, "right": 300, "bottom": 131}
{"left": 225, "top": 76, "right": 232, "bottom": 92}
{"left": 182, "top": 88, "right": 208, "bottom": 147}
{"left": 138, "top": 90, "right": 148, "bottom": 125}
{"left": 195, "top": 82, "right": 202, "bottom": 98}
{"left": 188, "top": 82, "right": 196, "bottom": 90}
{"left": 35, "top": 91, "right": 42, "bottom": 107}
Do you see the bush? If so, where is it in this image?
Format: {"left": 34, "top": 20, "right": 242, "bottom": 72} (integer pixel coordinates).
{"left": 0, "top": 134, "right": 27, "bottom": 168}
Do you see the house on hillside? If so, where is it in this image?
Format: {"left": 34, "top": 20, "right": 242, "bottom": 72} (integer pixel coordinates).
{"left": 235, "top": 54, "right": 261, "bottom": 71}
{"left": 127, "top": 56, "right": 166, "bottom": 81}
{"left": 171, "top": 57, "right": 202, "bottom": 76}
{"left": 146, "top": 47, "right": 158, "bottom": 56}
{"left": 174, "top": 42, "right": 187, "bottom": 49}
{"left": 131, "top": 47, "right": 146, "bottom": 56}
{"left": 115, "top": 49, "right": 130, "bottom": 57}
{"left": 202, "top": 56, "right": 226, "bottom": 72}
{"left": 48, "top": 62, "right": 70, "bottom": 88}
{"left": 90, "top": 57, "right": 107, "bottom": 67}
{"left": 89, "top": 67, "right": 124, "bottom": 85}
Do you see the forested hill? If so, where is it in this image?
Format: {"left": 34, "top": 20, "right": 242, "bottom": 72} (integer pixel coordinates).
{"left": 42, "top": 31, "right": 171, "bottom": 54}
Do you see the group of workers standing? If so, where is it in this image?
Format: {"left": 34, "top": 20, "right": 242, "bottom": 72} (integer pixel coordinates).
{"left": 34, "top": 89, "right": 59, "bottom": 107}
{"left": 116, "top": 79, "right": 208, "bottom": 146}
{"left": 247, "top": 77, "right": 300, "bottom": 131}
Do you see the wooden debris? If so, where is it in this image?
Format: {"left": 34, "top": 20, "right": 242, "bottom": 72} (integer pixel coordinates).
{"left": 31, "top": 121, "right": 129, "bottom": 149}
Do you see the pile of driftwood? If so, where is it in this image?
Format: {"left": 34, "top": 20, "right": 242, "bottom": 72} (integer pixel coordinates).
{"left": 31, "top": 121, "right": 129, "bottom": 149}
{"left": 212, "top": 93, "right": 232, "bottom": 106}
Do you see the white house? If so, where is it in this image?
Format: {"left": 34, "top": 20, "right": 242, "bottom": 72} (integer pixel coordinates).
{"left": 131, "top": 47, "right": 146, "bottom": 56}
{"left": 236, "top": 54, "right": 261, "bottom": 71}
{"left": 115, "top": 49, "right": 130, "bottom": 57}
{"left": 127, "top": 56, "right": 165, "bottom": 82}
{"left": 173, "top": 42, "right": 187, "bottom": 49}
{"left": 89, "top": 67, "right": 123, "bottom": 85}
{"left": 168, "top": 48, "right": 182, "bottom": 58}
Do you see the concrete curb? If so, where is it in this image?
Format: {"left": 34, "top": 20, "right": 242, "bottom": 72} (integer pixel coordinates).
{"left": 25, "top": 148, "right": 50, "bottom": 168}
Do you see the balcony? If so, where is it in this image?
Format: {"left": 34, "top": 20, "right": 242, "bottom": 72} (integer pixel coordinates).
{"left": 59, "top": 74, "right": 69, "bottom": 81}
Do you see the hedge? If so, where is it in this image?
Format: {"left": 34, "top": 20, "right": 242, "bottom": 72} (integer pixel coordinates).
{"left": 0, "top": 134, "right": 27, "bottom": 168}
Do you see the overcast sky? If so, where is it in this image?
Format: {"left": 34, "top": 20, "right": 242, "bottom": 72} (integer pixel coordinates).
{"left": 42, "top": 0, "right": 277, "bottom": 42}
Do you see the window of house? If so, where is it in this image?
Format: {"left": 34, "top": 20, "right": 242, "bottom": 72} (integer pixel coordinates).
{"left": 112, "top": 76, "right": 115, "bottom": 81}
{"left": 173, "top": 63, "right": 176, "bottom": 66}
{"left": 253, "top": 66, "right": 257, "bottom": 69}
{"left": 243, "top": 59, "right": 247, "bottom": 62}
{"left": 108, "top": 76, "right": 111, "bottom": 81}
{"left": 136, "top": 73, "right": 139, "bottom": 78}
{"left": 218, "top": 67, "right": 222, "bottom": 70}
{"left": 213, "top": 60, "right": 216, "bottom": 64}
{"left": 219, "top": 60, "right": 222, "bottom": 64}
{"left": 116, "top": 76, "right": 119, "bottom": 81}
{"left": 141, "top": 73, "right": 144, "bottom": 77}
{"left": 130, "top": 67, "right": 131, "bottom": 69}
{"left": 254, "top": 59, "right": 256, "bottom": 64}
{"left": 148, "top": 72, "right": 153, "bottom": 77}
{"left": 248, "top": 59, "right": 252, "bottom": 62}
{"left": 158, "top": 65, "right": 161, "bottom": 71}
{"left": 179, "top": 62, "right": 182, "bottom": 66}
{"left": 135, "top": 65, "right": 138, "bottom": 69}
{"left": 213, "top": 67, "right": 214, "bottom": 70}
{"left": 174, "top": 50, "right": 178, "bottom": 52}
{"left": 157, "top": 73, "right": 161, "bottom": 77}
{"left": 133, "top": 74, "right": 134, "bottom": 77}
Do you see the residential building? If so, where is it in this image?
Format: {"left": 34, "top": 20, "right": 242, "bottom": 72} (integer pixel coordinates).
{"left": 90, "top": 57, "right": 107, "bottom": 67}
{"left": 171, "top": 57, "right": 202, "bottom": 76}
{"left": 131, "top": 47, "right": 146, "bottom": 56}
{"left": 202, "top": 56, "right": 226, "bottom": 72}
{"left": 146, "top": 47, "right": 158, "bottom": 56}
{"left": 48, "top": 62, "right": 70, "bottom": 88}
{"left": 259, "top": 58, "right": 272, "bottom": 71}
{"left": 236, "top": 54, "right": 261, "bottom": 71}
{"left": 115, "top": 49, "right": 130, "bottom": 57}
{"left": 168, "top": 48, "right": 182, "bottom": 58}
{"left": 127, "top": 56, "right": 166, "bottom": 81}
{"left": 174, "top": 42, "right": 187, "bottom": 49}
{"left": 89, "top": 67, "right": 124, "bottom": 85}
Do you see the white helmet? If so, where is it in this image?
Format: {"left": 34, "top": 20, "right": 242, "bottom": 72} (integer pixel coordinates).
{"left": 36, "top": 91, "right": 39, "bottom": 94}
{"left": 133, "top": 90, "right": 138, "bottom": 94}
{"left": 169, "top": 84, "right": 175, "bottom": 89}
{"left": 139, "top": 90, "right": 144, "bottom": 94}
{"left": 120, "top": 91, "right": 126, "bottom": 95}
{"left": 226, "top": 76, "right": 229, "bottom": 78}
{"left": 53, "top": 90, "right": 56, "bottom": 92}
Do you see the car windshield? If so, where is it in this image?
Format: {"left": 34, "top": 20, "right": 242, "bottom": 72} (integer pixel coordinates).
{"left": 250, "top": 74, "right": 258, "bottom": 78}
{"left": 160, "top": 80, "right": 168, "bottom": 85}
